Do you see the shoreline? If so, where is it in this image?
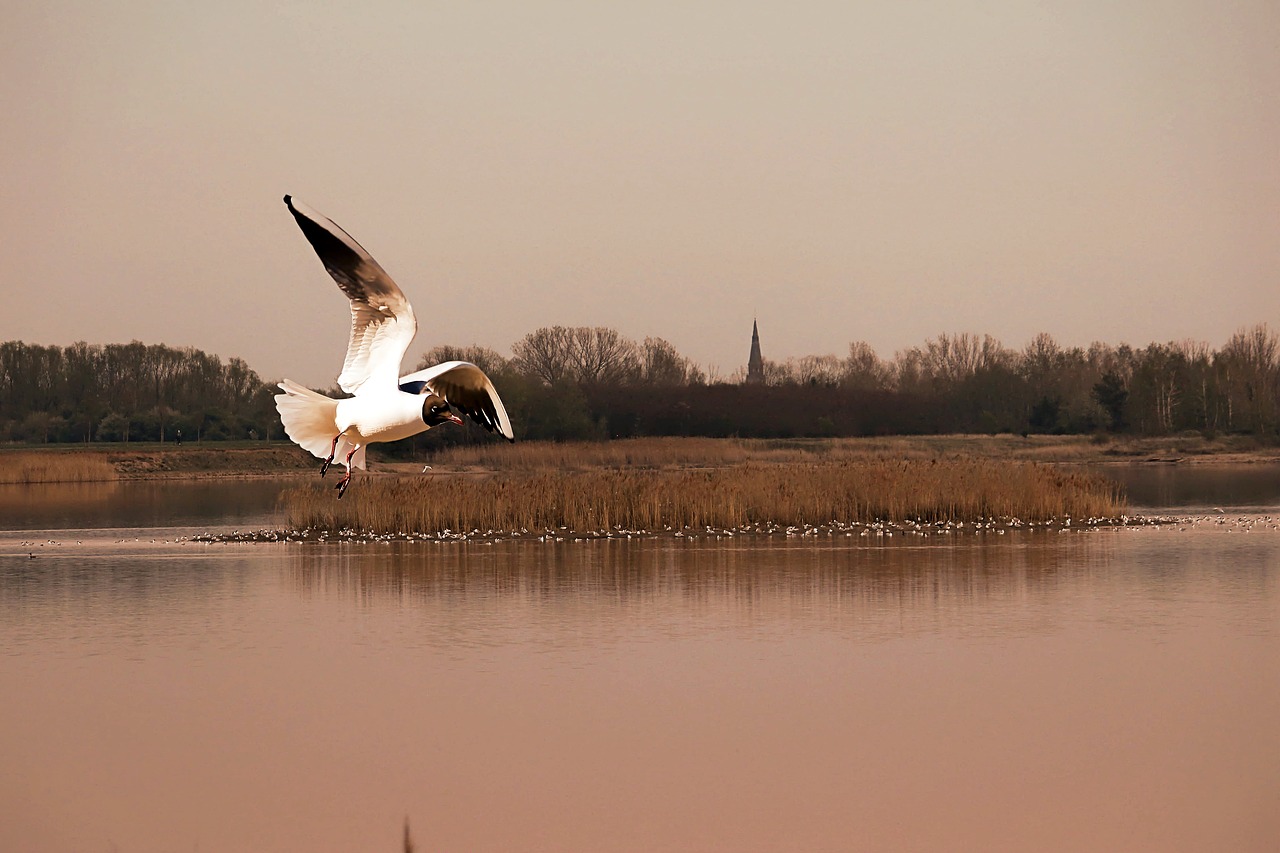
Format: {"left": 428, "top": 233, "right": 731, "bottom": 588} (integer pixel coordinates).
{"left": 188, "top": 509, "right": 1271, "bottom": 545}
{"left": 2, "top": 434, "right": 1278, "bottom": 486}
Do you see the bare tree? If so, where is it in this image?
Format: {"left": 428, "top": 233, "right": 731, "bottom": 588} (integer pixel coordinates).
{"left": 512, "top": 326, "right": 575, "bottom": 385}
{"left": 567, "top": 327, "right": 639, "bottom": 385}
{"left": 920, "top": 333, "right": 1010, "bottom": 387}
{"left": 843, "top": 341, "right": 892, "bottom": 391}
{"left": 1172, "top": 339, "right": 1217, "bottom": 431}
{"left": 512, "top": 326, "right": 643, "bottom": 386}
{"left": 416, "top": 344, "right": 510, "bottom": 377}
{"left": 792, "top": 354, "right": 844, "bottom": 386}
{"left": 761, "top": 358, "right": 796, "bottom": 386}
{"left": 1218, "top": 324, "right": 1279, "bottom": 433}
{"left": 639, "top": 337, "right": 702, "bottom": 385}
{"left": 1130, "top": 343, "right": 1186, "bottom": 433}
{"left": 1022, "top": 332, "right": 1063, "bottom": 379}
{"left": 891, "top": 347, "right": 927, "bottom": 394}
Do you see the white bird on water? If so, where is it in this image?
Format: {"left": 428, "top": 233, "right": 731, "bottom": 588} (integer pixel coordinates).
{"left": 275, "top": 196, "right": 514, "bottom": 497}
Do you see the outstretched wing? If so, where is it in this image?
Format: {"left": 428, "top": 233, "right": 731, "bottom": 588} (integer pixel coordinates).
{"left": 399, "top": 361, "right": 515, "bottom": 442}
{"left": 284, "top": 195, "right": 417, "bottom": 394}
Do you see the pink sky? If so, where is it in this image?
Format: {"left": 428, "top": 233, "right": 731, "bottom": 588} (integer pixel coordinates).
{"left": 2, "top": 1, "right": 1277, "bottom": 386}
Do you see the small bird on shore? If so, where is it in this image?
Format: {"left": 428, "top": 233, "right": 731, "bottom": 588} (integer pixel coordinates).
{"left": 275, "top": 196, "right": 514, "bottom": 497}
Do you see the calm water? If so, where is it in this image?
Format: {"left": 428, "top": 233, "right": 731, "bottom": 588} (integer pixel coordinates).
{"left": 1, "top": 467, "right": 1278, "bottom": 852}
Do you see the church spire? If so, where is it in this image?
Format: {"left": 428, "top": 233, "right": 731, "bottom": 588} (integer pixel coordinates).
{"left": 746, "top": 319, "right": 764, "bottom": 384}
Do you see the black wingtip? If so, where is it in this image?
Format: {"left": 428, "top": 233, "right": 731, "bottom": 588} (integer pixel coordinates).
{"left": 283, "top": 194, "right": 293, "bottom": 207}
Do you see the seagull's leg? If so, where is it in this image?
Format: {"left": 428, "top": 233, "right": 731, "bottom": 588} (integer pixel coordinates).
{"left": 320, "top": 433, "right": 342, "bottom": 478}
{"left": 334, "top": 444, "right": 361, "bottom": 499}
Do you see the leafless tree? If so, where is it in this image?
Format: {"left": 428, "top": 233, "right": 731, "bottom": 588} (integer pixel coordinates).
{"left": 567, "top": 326, "right": 639, "bottom": 385}
{"left": 891, "top": 346, "right": 927, "bottom": 394}
{"left": 919, "top": 333, "right": 1010, "bottom": 387}
{"left": 793, "top": 354, "right": 844, "bottom": 386}
{"left": 512, "top": 326, "right": 575, "bottom": 385}
{"left": 640, "top": 337, "right": 703, "bottom": 385}
{"left": 843, "top": 341, "right": 892, "bottom": 391}
{"left": 416, "top": 344, "right": 510, "bottom": 377}
{"left": 1218, "top": 324, "right": 1279, "bottom": 433}
{"left": 1021, "top": 332, "right": 1063, "bottom": 379}
{"left": 513, "top": 326, "right": 642, "bottom": 386}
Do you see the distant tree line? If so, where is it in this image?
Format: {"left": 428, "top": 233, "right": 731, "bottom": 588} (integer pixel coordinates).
{"left": 3, "top": 323, "right": 1277, "bottom": 447}
{"left": 407, "top": 322, "right": 1280, "bottom": 451}
{"left": 0, "top": 341, "right": 278, "bottom": 443}
{"left": 750, "top": 326, "right": 1279, "bottom": 438}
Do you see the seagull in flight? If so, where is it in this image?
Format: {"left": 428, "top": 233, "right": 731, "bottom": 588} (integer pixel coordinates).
{"left": 275, "top": 196, "right": 514, "bottom": 497}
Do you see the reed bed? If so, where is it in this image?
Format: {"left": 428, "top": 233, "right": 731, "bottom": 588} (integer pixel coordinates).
{"left": 285, "top": 459, "right": 1124, "bottom": 535}
{"left": 0, "top": 451, "right": 119, "bottom": 484}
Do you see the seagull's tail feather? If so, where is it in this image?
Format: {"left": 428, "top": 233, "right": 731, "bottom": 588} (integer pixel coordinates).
{"left": 275, "top": 379, "right": 343, "bottom": 463}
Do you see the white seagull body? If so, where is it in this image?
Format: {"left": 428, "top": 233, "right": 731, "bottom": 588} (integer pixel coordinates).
{"left": 274, "top": 196, "right": 514, "bottom": 496}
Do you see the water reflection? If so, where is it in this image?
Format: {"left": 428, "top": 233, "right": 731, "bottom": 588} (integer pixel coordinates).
{"left": 1101, "top": 461, "right": 1280, "bottom": 510}
{"left": 3, "top": 524, "right": 1276, "bottom": 852}
{"left": 287, "top": 535, "right": 1099, "bottom": 607}
{"left": 283, "top": 528, "right": 1277, "bottom": 645}
{"left": 0, "top": 478, "right": 293, "bottom": 531}
{"left": 2, "top": 472, "right": 1279, "bottom": 852}
{"left": 0, "top": 480, "right": 122, "bottom": 527}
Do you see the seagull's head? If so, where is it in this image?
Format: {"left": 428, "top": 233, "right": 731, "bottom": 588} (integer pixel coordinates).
{"left": 421, "top": 394, "right": 464, "bottom": 428}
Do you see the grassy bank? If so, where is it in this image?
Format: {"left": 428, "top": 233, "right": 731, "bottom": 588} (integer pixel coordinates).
{"left": 415, "top": 433, "right": 1280, "bottom": 473}
{"left": 5, "top": 433, "right": 1275, "bottom": 484}
{"left": 284, "top": 459, "right": 1124, "bottom": 535}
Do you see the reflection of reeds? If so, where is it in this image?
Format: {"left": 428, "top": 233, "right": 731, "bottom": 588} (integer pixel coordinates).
{"left": 285, "top": 533, "right": 1115, "bottom": 617}
{"left": 285, "top": 460, "right": 1123, "bottom": 534}
{"left": 0, "top": 451, "right": 118, "bottom": 484}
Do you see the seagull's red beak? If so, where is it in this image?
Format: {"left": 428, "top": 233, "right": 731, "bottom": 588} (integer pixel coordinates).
{"left": 447, "top": 413, "right": 464, "bottom": 426}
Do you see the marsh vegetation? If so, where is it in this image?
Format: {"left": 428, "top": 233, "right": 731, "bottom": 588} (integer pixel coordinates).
{"left": 284, "top": 456, "right": 1124, "bottom": 536}
{"left": 0, "top": 451, "right": 118, "bottom": 484}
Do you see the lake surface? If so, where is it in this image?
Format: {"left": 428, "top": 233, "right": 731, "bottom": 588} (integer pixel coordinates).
{"left": 2, "top": 466, "right": 1278, "bottom": 852}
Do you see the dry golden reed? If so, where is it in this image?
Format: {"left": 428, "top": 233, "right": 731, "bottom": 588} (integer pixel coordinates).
{"left": 284, "top": 459, "right": 1123, "bottom": 534}
{"left": 0, "top": 451, "right": 118, "bottom": 484}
